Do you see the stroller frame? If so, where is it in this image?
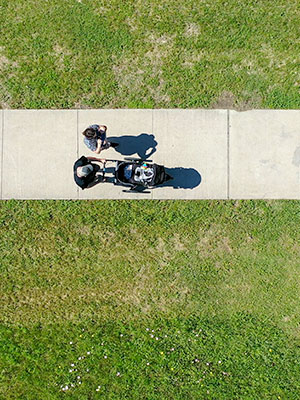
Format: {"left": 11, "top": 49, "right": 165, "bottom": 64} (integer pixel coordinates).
{"left": 104, "top": 157, "right": 172, "bottom": 192}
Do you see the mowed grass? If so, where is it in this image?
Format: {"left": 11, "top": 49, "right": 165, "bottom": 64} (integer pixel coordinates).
{"left": 0, "top": 0, "right": 299, "bottom": 109}
{"left": 1, "top": 200, "right": 300, "bottom": 398}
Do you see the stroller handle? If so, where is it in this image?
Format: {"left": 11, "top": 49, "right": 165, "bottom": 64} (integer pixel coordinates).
{"left": 124, "top": 157, "right": 153, "bottom": 163}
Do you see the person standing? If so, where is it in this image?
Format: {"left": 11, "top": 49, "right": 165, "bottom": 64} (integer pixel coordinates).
{"left": 73, "top": 155, "right": 106, "bottom": 190}
{"left": 82, "top": 124, "right": 118, "bottom": 154}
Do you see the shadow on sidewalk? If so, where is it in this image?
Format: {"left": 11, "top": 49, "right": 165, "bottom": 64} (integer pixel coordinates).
{"left": 163, "top": 167, "right": 202, "bottom": 189}
{"left": 82, "top": 164, "right": 202, "bottom": 191}
{"left": 108, "top": 133, "right": 157, "bottom": 159}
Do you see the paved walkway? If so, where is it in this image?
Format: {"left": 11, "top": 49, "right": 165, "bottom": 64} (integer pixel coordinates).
{"left": 0, "top": 109, "right": 299, "bottom": 199}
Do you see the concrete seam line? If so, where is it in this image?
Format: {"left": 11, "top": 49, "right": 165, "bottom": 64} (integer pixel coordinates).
{"left": 76, "top": 109, "right": 79, "bottom": 200}
{"left": 151, "top": 109, "right": 154, "bottom": 200}
{"left": 1, "top": 109, "right": 4, "bottom": 200}
{"left": 227, "top": 109, "right": 230, "bottom": 200}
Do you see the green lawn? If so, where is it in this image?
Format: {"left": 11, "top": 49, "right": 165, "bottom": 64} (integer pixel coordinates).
{"left": 0, "top": 0, "right": 299, "bottom": 109}
{"left": 1, "top": 200, "right": 300, "bottom": 398}
{"left": 1, "top": 1, "right": 300, "bottom": 398}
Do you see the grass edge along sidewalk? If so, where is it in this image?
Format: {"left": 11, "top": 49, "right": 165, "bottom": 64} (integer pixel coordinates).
{"left": 1, "top": 199, "right": 300, "bottom": 398}
{"left": 1, "top": 109, "right": 300, "bottom": 200}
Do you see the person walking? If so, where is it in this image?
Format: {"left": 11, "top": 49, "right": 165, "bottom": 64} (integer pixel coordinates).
{"left": 73, "top": 155, "right": 106, "bottom": 190}
{"left": 82, "top": 124, "right": 118, "bottom": 154}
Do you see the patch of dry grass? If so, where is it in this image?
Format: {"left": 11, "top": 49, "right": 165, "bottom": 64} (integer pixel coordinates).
{"left": 1, "top": 0, "right": 299, "bottom": 108}
{"left": 1, "top": 200, "right": 300, "bottom": 341}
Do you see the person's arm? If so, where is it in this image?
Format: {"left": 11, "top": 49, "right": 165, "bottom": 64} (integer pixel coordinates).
{"left": 93, "top": 138, "right": 102, "bottom": 154}
{"left": 87, "top": 157, "right": 106, "bottom": 163}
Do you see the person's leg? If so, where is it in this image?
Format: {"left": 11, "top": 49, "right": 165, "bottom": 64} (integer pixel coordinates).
{"left": 101, "top": 141, "right": 119, "bottom": 150}
{"left": 109, "top": 142, "right": 119, "bottom": 148}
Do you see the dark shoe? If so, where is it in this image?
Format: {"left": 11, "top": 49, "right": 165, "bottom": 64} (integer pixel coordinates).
{"left": 110, "top": 142, "right": 119, "bottom": 148}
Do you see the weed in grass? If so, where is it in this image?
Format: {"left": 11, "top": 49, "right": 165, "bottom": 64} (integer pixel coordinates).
{"left": 1, "top": 201, "right": 300, "bottom": 397}
{"left": 1, "top": 316, "right": 300, "bottom": 398}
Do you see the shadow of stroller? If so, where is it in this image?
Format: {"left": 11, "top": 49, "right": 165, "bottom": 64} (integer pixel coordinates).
{"left": 108, "top": 133, "right": 157, "bottom": 159}
{"left": 163, "top": 167, "right": 202, "bottom": 189}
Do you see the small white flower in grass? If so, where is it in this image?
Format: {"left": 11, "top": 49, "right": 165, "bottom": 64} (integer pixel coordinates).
{"left": 170, "top": 348, "right": 175, "bottom": 351}
{"left": 79, "top": 381, "right": 82, "bottom": 385}
{"left": 218, "top": 360, "right": 222, "bottom": 364}
{"left": 120, "top": 334, "right": 123, "bottom": 337}
{"left": 71, "top": 363, "right": 75, "bottom": 367}
{"left": 77, "top": 376, "right": 81, "bottom": 380}
{"left": 69, "top": 369, "right": 73, "bottom": 372}
{"left": 195, "top": 334, "right": 199, "bottom": 337}
{"left": 71, "top": 384, "right": 75, "bottom": 388}
{"left": 96, "top": 388, "right": 100, "bottom": 392}
{"left": 146, "top": 328, "right": 149, "bottom": 331}
{"left": 146, "top": 362, "right": 150, "bottom": 366}
{"left": 155, "top": 337, "right": 159, "bottom": 340}
{"left": 164, "top": 335, "right": 167, "bottom": 338}
{"left": 86, "top": 368, "right": 89, "bottom": 372}
{"left": 70, "top": 341, "right": 73, "bottom": 344}
{"left": 78, "top": 357, "right": 82, "bottom": 360}
{"left": 101, "top": 342, "right": 104, "bottom": 346}
{"left": 152, "top": 330, "right": 155, "bottom": 333}
{"left": 206, "top": 362, "right": 210, "bottom": 366}
{"left": 87, "top": 351, "right": 91, "bottom": 355}
{"left": 116, "top": 372, "right": 121, "bottom": 376}
{"left": 150, "top": 334, "right": 154, "bottom": 338}
{"left": 104, "top": 355, "right": 107, "bottom": 359}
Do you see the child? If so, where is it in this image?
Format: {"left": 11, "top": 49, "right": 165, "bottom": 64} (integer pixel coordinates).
{"left": 82, "top": 124, "right": 118, "bottom": 154}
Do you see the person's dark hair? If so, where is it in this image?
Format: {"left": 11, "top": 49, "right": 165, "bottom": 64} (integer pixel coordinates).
{"left": 82, "top": 128, "right": 97, "bottom": 139}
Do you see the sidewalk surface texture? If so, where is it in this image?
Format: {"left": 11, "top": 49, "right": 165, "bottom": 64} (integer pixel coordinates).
{"left": 0, "top": 109, "right": 299, "bottom": 200}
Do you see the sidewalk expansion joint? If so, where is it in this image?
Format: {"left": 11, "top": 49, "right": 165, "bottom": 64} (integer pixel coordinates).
{"left": 76, "top": 109, "right": 79, "bottom": 200}
{"left": 227, "top": 109, "right": 230, "bottom": 200}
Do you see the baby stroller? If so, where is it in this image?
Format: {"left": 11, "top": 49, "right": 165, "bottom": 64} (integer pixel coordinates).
{"left": 105, "top": 157, "right": 172, "bottom": 192}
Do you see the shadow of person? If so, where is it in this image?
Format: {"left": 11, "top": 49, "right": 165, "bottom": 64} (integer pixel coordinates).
{"left": 108, "top": 133, "right": 157, "bottom": 159}
{"left": 163, "top": 167, "right": 202, "bottom": 189}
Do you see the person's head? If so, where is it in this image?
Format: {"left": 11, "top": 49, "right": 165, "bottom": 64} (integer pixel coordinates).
{"left": 77, "top": 164, "right": 94, "bottom": 178}
{"left": 99, "top": 125, "right": 107, "bottom": 133}
{"left": 82, "top": 128, "right": 97, "bottom": 139}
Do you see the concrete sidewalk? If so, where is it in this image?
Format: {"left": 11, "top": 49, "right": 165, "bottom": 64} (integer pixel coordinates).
{"left": 0, "top": 109, "right": 299, "bottom": 200}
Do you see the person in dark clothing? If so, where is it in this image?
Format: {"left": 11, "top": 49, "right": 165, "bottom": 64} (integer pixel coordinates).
{"left": 73, "top": 156, "right": 106, "bottom": 190}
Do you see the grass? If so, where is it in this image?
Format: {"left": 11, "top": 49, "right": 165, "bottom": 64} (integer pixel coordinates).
{"left": 0, "top": 0, "right": 299, "bottom": 109}
{"left": 1, "top": 1, "right": 300, "bottom": 397}
{"left": 1, "top": 200, "right": 300, "bottom": 398}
